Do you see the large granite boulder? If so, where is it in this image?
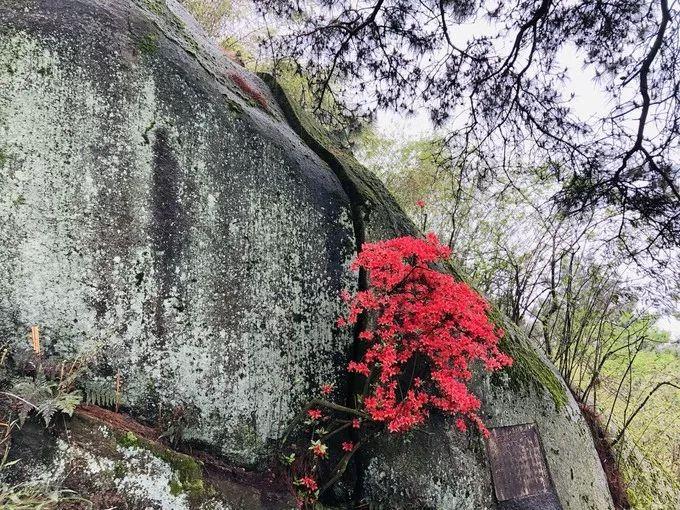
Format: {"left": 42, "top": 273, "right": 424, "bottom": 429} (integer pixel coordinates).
{"left": 0, "top": 1, "right": 614, "bottom": 509}
{"left": 0, "top": 0, "right": 355, "bottom": 468}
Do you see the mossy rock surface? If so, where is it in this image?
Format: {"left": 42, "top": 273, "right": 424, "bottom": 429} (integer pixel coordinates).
{"left": 5, "top": 409, "right": 292, "bottom": 509}
{"left": 0, "top": 0, "right": 355, "bottom": 468}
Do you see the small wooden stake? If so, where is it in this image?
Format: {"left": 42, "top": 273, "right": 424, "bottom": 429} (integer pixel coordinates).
{"left": 115, "top": 370, "right": 121, "bottom": 413}
{"left": 30, "top": 325, "right": 40, "bottom": 355}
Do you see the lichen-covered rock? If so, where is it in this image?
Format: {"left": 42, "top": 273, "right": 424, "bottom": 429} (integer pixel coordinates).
{"left": 261, "top": 74, "right": 419, "bottom": 246}
{"left": 0, "top": 0, "right": 355, "bottom": 468}
{"left": 6, "top": 410, "right": 292, "bottom": 509}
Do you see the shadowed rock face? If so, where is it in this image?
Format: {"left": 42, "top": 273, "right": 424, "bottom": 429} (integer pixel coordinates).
{"left": 0, "top": 1, "right": 614, "bottom": 509}
{"left": 0, "top": 0, "right": 355, "bottom": 467}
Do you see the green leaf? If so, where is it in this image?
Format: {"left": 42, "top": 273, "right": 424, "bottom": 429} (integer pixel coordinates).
{"left": 38, "top": 400, "right": 58, "bottom": 426}
{"left": 55, "top": 391, "right": 82, "bottom": 417}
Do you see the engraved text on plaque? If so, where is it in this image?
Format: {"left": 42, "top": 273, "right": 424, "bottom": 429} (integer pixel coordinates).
{"left": 486, "top": 423, "right": 563, "bottom": 510}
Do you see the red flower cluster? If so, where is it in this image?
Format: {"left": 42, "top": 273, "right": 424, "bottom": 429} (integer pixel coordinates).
{"left": 309, "top": 440, "right": 328, "bottom": 458}
{"left": 341, "top": 233, "right": 511, "bottom": 435}
{"left": 307, "top": 409, "right": 322, "bottom": 421}
{"left": 297, "top": 476, "right": 318, "bottom": 492}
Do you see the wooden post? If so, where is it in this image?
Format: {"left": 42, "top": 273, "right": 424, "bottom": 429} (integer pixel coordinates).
{"left": 30, "top": 325, "right": 41, "bottom": 355}
{"left": 115, "top": 370, "right": 121, "bottom": 413}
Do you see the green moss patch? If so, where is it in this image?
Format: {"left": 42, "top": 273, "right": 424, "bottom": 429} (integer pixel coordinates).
{"left": 158, "top": 449, "right": 206, "bottom": 498}
{"left": 112, "top": 427, "right": 209, "bottom": 501}
{"left": 143, "top": 0, "right": 167, "bottom": 16}
{"left": 118, "top": 430, "right": 140, "bottom": 448}
{"left": 498, "top": 334, "right": 567, "bottom": 409}
{"left": 137, "top": 33, "right": 159, "bottom": 55}
{"left": 485, "top": 304, "right": 566, "bottom": 409}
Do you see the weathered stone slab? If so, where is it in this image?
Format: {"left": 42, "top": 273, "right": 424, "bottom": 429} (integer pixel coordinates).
{"left": 487, "top": 424, "right": 562, "bottom": 510}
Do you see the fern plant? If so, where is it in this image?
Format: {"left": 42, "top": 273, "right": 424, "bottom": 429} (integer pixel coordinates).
{"left": 4, "top": 368, "right": 82, "bottom": 426}
{"left": 82, "top": 379, "right": 122, "bottom": 409}
{"left": 1, "top": 350, "right": 89, "bottom": 427}
{"left": 0, "top": 366, "right": 93, "bottom": 510}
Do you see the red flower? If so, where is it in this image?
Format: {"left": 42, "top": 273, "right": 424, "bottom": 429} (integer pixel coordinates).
{"left": 455, "top": 418, "right": 467, "bottom": 432}
{"left": 309, "top": 440, "right": 328, "bottom": 458}
{"left": 342, "top": 441, "right": 354, "bottom": 452}
{"left": 307, "top": 409, "right": 322, "bottom": 421}
{"left": 352, "top": 418, "right": 361, "bottom": 429}
{"left": 416, "top": 199, "right": 426, "bottom": 208}
{"left": 347, "top": 361, "right": 370, "bottom": 376}
{"left": 337, "top": 234, "right": 512, "bottom": 434}
{"left": 358, "top": 330, "right": 373, "bottom": 341}
{"left": 321, "top": 383, "right": 334, "bottom": 396}
{"left": 298, "top": 476, "right": 318, "bottom": 492}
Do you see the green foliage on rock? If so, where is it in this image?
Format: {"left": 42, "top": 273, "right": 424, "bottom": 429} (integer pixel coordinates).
{"left": 497, "top": 333, "right": 568, "bottom": 410}
{"left": 116, "top": 428, "right": 209, "bottom": 500}
{"left": 2, "top": 360, "right": 84, "bottom": 427}
{"left": 180, "top": 0, "right": 235, "bottom": 37}
{"left": 137, "top": 32, "right": 160, "bottom": 54}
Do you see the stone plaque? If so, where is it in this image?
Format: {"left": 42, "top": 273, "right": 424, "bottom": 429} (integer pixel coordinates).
{"left": 487, "top": 424, "right": 563, "bottom": 510}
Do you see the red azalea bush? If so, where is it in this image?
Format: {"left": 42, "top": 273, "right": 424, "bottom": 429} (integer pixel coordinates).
{"left": 285, "top": 233, "right": 512, "bottom": 506}
{"left": 339, "top": 233, "right": 512, "bottom": 435}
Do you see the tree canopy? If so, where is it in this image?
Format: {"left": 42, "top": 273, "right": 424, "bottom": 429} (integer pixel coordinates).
{"left": 256, "top": 0, "right": 680, "bottom": 258}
